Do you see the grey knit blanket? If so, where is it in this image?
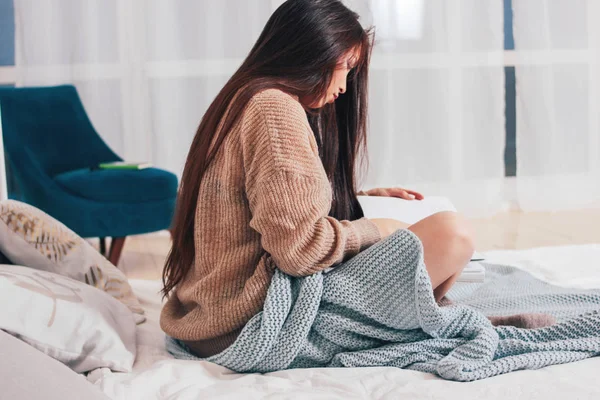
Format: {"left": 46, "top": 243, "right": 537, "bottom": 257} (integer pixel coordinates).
{"left": 167, "top": 230, "right": 600, "bottom": 381}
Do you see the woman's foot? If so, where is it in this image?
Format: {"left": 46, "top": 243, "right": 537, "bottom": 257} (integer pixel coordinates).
{"left": 488, "top": 313, "right": 556, "bottom": 329}
{"left": 436, "top": 297, "right": 556, "bottom": 329}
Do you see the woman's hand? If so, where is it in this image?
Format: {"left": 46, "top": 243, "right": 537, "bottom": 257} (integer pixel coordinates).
{"left": 369, "top": 218, "right": 410, "bottom": 238}
{"left": 358, "top": 187, "right": 424, "bottom": 200}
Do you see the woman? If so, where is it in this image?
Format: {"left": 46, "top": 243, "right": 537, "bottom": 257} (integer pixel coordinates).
{"left": 160, "top": 0, "right": 546, "bottom": 360}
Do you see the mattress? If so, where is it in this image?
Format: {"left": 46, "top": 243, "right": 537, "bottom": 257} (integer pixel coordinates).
{"left": 90, "top": 244, "right": 600, "bottom": 400}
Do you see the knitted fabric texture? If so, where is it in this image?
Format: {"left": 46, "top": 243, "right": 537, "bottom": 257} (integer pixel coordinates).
{"left": 167, "top": 229, "right": 600, "bottom": 381}
{"left": 160, "top": 89, "right": 380, "bottom": 356}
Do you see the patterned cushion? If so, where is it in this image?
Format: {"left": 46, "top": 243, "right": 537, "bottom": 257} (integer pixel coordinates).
{"left": 0, "top": 200, "right": 145, "bottom": 323}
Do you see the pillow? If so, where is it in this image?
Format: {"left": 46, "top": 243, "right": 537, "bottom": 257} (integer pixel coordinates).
{"left": 0, "top": 200, "right": 145, "bottom": 324}
{"left": 0, "top": 330, "right": 111, "bottom": 400}
{"left": 0, "top": 265, "right": 136, "bottom": 373}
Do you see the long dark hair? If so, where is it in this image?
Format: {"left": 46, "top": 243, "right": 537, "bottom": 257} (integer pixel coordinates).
{"left": 162, "top": 0, "right": 373, "bottom": 297}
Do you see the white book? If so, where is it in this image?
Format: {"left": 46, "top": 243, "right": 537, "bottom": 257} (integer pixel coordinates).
{"left": 457, "top": 261, "right": 486, "bottom": 283}
{"left": 358, "top": 196, "right": 485, "bottom": 283}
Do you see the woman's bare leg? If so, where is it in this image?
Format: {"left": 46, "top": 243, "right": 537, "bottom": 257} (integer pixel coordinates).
{"left": 407, "top": 212, "right": 474, "bottom": 302}
{"left": 406, "top": 214, "right": 555, "bottom": 328}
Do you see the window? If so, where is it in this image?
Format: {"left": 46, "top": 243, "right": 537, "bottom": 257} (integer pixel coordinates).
{"left": 504, "top": 0, "right": 516, "bottom": 177}
{"left": 0, "top": 0, "right": 519, "bottom": 175}
{"left": 0, "top": 0, "right": 15, "bottom": 87}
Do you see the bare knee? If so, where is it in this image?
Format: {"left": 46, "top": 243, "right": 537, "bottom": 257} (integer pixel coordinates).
{"left": 453, "top": 224, "right": 475, "bottom": 268}
{"left": 409, "top": 212, "right": 475, "bottom": 276}
{"left": 432, "top": 212, "right": 475, "bottom": 263}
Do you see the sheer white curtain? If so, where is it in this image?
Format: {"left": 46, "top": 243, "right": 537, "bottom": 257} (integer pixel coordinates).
{"left": 350, "top": 0, "right": 505, "bottom": 215}
{"left": 14, "top": 0, "right": 276, "bottom": 173}
{"left": 512, "top": 0, "right": 600, "bottom": 211}
{"left": 14, "top": 0, "right": 505, "bottom": 216}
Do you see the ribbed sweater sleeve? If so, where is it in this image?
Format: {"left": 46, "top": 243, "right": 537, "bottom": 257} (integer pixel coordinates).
{"left": 241, "top": 89, "right": 380, "bottom": 277}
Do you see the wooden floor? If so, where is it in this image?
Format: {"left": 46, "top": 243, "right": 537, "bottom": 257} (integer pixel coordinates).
{"left": 113, "top": 209, "right": 600, "bottom": 280}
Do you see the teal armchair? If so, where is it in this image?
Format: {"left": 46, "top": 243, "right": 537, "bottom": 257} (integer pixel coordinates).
{"left": 0, "top": 85, "right": 178, "bottom": 265}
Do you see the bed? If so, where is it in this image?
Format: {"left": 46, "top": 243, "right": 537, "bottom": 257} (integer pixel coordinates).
{"left": 90, "top": 244, "right": 600, "bottom": 400}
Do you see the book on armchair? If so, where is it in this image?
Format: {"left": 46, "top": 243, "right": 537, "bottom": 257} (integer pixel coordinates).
{"left": 97, "top": 161, "right": 153, "bottom": 170}
{"left": 358, "top": 195, "right": 486, "bottom": 283}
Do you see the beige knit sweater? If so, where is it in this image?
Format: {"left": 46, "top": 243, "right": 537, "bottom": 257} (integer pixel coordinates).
{"left": 160, "top": 89, "right": 381, "bottom": 357}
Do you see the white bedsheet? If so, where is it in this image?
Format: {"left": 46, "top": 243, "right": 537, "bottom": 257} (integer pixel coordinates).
{"left": 91, "top": 244, "right": 600, "bottom": 400}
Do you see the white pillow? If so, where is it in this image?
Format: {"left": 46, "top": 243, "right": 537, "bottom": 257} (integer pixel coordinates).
{"left": 0, "top": 200, "right": 145, "bottom": 324}
{"left": 0, "top": 265, "right": 136, "bottom": 373}
{"left": 0, "top": 330, "right": 111, "bottom": 400}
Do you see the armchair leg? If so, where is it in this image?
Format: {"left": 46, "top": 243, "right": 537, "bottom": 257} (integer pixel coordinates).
{"left": 99, "top": 237, "right": 107, "bottom": 256}
{"left": 108, "top": 237, "right": 126, "bottom": 267}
